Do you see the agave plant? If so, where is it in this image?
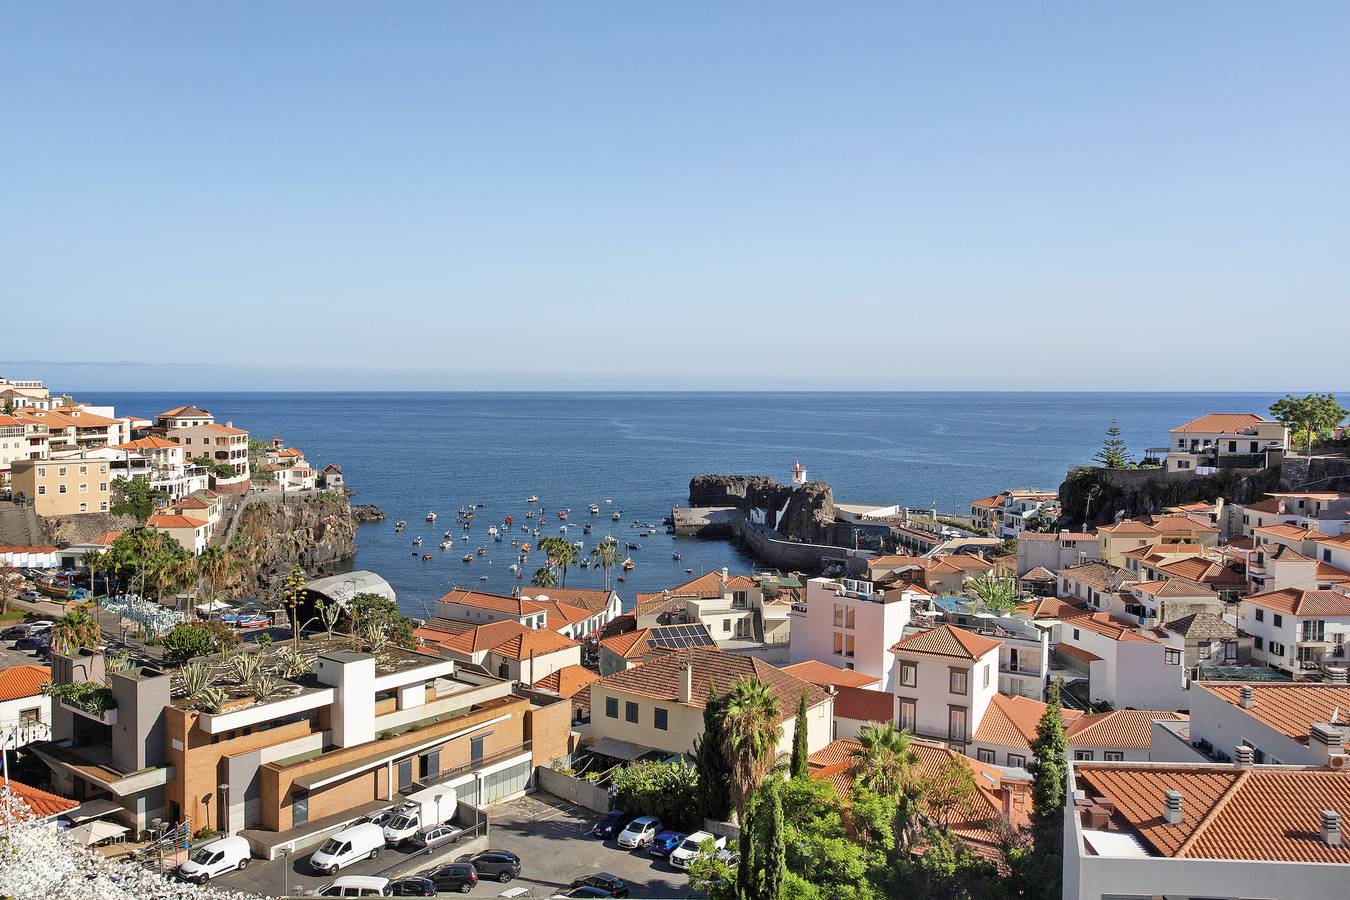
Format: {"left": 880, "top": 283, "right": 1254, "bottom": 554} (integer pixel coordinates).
{"left": 178, "top": 661, "right": 211, "bottom": 700}
{"left": 105, "top": 649, "right": 132, "bottom": 675}
{"left": 229, "top": 651, "right": 262, "bottom": 685}
{"left": 276, "top": 646, "right": 312, "bottom": 679}
{"left": 250, "top": 673, "right": 280, "bottom": 702}
{"left": 360, "top": 622, "right": 389, "bottom": 655}
{"left": 195, "top": 685, "right": 227, "bottom": 713}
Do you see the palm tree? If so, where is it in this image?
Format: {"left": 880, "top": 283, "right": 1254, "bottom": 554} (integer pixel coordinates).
{"left": 196, "top": 547, "right": 232, "bottom": 604}
{"left": 849, "top": 721, "right": 922, "bottom": 848}
{"left": 591, "top": 540, "right": 621, "bottom": 590}
{"left": 51, "top": 604, "right": 101, "bottom": 655}
{"left": 551, "top": 541, "right": 578, "bottom": 587}
{"left": 531, "top": 567, "right": 557, "bottom": 588}
{"left": 722, "top": 675, "right": 783, "bottom": 823}
{"left": 80, "top": 549, "right": 104, "bottom": 597}
{"left": 964, "top": 573, "right": 1020, "bottom": 613}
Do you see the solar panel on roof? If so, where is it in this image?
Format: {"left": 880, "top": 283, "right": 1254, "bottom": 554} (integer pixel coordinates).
{"left": 647, "top": 624, "right": 715, "bottom": 649}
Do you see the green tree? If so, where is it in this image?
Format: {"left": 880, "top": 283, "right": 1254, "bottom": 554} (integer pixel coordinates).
{"left": 694, "top": 685, "right": 733, "bottom": 821}
{"left": 551, "top": 540, "right": 578, "bottom": 587}
{"left": 281, "top": 564, "right": 307, "bottom": 652}
{"left": 1092, "top": 419, "right": 1133, "bottom": 468}
{"left": 345, "top": 592, "right": 416, "bottom": 649}
{"left": 591, "top": 540, "right": 621, "bottom": 590}
{"left": 923, "top": 753, "right": 978, "bottom": 830}
{"left": 51, "top": 604, "right": 101, "bottom": 655}
{"left": 1270, "top": 393, "right": 1348, "bottom": 456}
{"left": 722, "top": 676, "right": 783, "bottom": 824}
{"left": 760, "top": 779, "right": 787, "bottom": 900}
{"left": 849, "top": 721, "right": 917, "bottom": 797}
{"left": 963, "top": 573, "right": 1020, "bottom": 613}
{"left": 109, "top": 477, "right": 165, "bottom": 523}
{"left": 80, "top": 549, "right": 105, "bottom": 597}
{"left": 530, "top": 566, "right": 556, "bottom": 588}
{"left": 789, "top": 692, "right": 810, "bottom": 779}
{"left": 161, "top": 622, "right": 216, "bottom": 663}
{"left": 195, "top": 546, "right": 233, "bottom": 604}
{"left": 1027, "top": 677, "right": 1068, "bottom": 893}
{"left": 609, "top": 759, "right": 702, "bottom": 830}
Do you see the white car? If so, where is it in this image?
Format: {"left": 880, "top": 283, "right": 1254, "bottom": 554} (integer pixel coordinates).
{"left": 669, "top": 830, "right": 726, "bottom": 870}
{"left": 314, "top": 875, "right": 389, "bottom": 897}
{"left": 309, "top": 823, "right": 385, "bottom": 876}
{"left": 177, "top": 835, "right": 252, "bottom": 883}
{"left": 616, "top": 815, "right": 663, "bottom": 850}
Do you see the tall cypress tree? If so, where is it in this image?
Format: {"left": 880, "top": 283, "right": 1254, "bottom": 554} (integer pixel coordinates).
{"left": 761, "top": 781, "right": 786, "bottom": 900}
{"left": 1093, "top": 419, "right": 1132, "bottom": 469}
{"left": 1027, "top": 678, "right": 1068, "bottom": 888}
{"left": 789, "top": 692, "right": 810, "bottom": 779}
{"left": 695, "top": 685, "right": 732, "bottom": 821}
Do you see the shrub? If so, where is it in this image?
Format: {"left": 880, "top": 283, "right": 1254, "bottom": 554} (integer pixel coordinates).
{"left": 610, "top": 759, "right": 702, "bottom": 831}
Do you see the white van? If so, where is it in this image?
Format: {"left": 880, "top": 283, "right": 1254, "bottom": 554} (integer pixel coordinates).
{"left": 178, "top": 834, "right": 252, "bottom": 883}
{"left": 309, "top": 822, "right": 386, "bottom": 876}
{"left": 315, "top": 875, "right": 390, "bottom": 897}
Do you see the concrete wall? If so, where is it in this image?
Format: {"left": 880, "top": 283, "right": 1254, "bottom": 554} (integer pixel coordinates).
{"left": 535, "top": 766, "right": 611, "bottom": 813}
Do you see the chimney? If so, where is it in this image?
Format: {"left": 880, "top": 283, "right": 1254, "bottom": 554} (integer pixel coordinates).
{"left": 720, "top": 567, "right": 729, "bottom": 588}
{"left": 1311, "top": 723, "right": 1346, "bottom": 761}
{"left": 1163, "top": 790, "right": 1184, "bottom": 825}
{"left": 1323, "top": 810, "right": 1342, "bottom": 847}
{"left": 1234, "top": 744, "right": 1255, "bottom": 769}
{"left": 1239, "top": 685, "right": 1257, "bottom": 708}
{"left": 679, "top": 662, "right": 693, "bottom": 704}
{"left": 1327, "top": 667, "right": 1348, "bottom": 685}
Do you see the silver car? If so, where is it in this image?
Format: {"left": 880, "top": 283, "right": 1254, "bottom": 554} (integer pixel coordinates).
{"left": 411, "top": 823, "right": 465, "bottom": 850}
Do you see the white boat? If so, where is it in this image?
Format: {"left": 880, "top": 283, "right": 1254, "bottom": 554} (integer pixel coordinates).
{"left": 412, "top": 537, "right": 422, "bottom": 546}
{"left": 575, "top": 541, "right": 585, "bottom": 549}
{"left": 527, "top": 495, "right": 539, "bottom": 503}
{"left": 426, "top": 512, "right": 437, "bottom": 523}
{"left": 440, "top": 540, "right": 453, "bottom": 550}
{"left": 487, "top": 526, "right": 498, "bottom": 537}
{"left": 589, "top": 503, "right": 599, "bottom": 514}
{"left": 611, "top": 512, "right": 621, "bottom": 521}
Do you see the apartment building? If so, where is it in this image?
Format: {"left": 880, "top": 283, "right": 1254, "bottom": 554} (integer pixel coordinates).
{"left": 516, "top": 587, "right": 623, "bottom": 630}
{"left": 146, "top": 513, "right": 212, "bottom": 555}
{"left": 631, "top": 570, "right": 764, "bottom": 646}
{"left": 969, "top": 694, "right": 1184, "bottom": 767}
{"left": 1170, "top": 681, "right": 1350, "bottom": 767}
{"left": 1016, "top": 530, "right": 1099, "bottom": 577}
{"left": 435, "top": 589, "right": 550, "bottom": 629}
{"left": 1234, "top": 493, "right": 1350, "bottom": 540}
{"left": 0, "top": 413, "right": 46, "bottom": 485}
{"left": 414, "top": 618, "right": 581, "bottom": 685}
{"left": 890, "top": 624, "right": 1000, "bottom": 751}
{"left": 0, "top": 377, "right": 49, "bottom": 400}
{"left": 587, "top": 648, "right": 832, "bottom": 760}
{"left": 167, "top": 422, "right": 250, "bottom": 491}
{"left": 1064, "top": 759, "right": 1350, "bottom": 900}
{"left": 13, "top": 407, "right": 125, "bottom": 454}
{"left": 1164, "top": 412, "right": 1289, "bottom": 473}
{"left": 788, "top": 577, "right": 917, "bottom": 690}
{"left": 1239, "top": 587, "right": 1350, "bottom": 674}
{"left": 10, "top": 457, "right": 110, "bottom": 516}
{"left": 156, "top": 405, "right": 215, "bottom": 430}
{"left": 596, "top": 623, "right": 717, "bottom": 675}
{"left": 34, "top": 643, "right": 570, "bottom": 846}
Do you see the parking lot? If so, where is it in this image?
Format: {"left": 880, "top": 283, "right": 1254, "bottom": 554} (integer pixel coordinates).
{"left": 213, "top": 792, "right": 699, "bottom": 897}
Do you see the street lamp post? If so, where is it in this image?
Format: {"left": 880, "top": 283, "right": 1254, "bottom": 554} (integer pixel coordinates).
{"left": 279, "top": 846, "right": 292, "bottom": 898}
{"left": 217, "top": 783, "right": 230, "bottom": 835}
{"left": 150, "top": 817, "right": 164, "bottom": 873}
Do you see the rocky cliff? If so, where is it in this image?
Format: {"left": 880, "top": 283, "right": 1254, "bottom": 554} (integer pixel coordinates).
{"left": 688, "top": 474, "right": 837, "bottom": 544}
{"left": 40, "top": 511, "right": 139, "bottom": 546}
{"left": 1057, "top": 465, "right": 1282, "bottom": 528}
{"left": 227, "top": 491, "right": 357, "bottom": 598}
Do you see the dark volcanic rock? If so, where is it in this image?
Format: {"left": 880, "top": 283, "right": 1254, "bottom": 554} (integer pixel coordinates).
{"left": 351, "top": 503, "right": 386, "bottom": 523}
{"left": 688, "top": 474, "right": 836, "bottom": 544}
{"left": 229, "top": 492, "right": 357, "bottom": 598}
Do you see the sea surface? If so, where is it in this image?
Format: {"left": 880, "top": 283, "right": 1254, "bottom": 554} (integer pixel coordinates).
{"left": 78, "top": 392, "right": 1289, "bottom": 617}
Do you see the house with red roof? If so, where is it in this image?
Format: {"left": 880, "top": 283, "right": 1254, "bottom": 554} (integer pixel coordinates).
{"left": 890, "top": 623, "right": 1002, "bottom": 752}
{"left": 1239, "top": 587, "right": 1350, "bottom": 676}
{"left": 0, "top": 664, "right": 51, "bottom": 749}
{"left": 1164, "top": 412, "right": 1289, "bottom": 474}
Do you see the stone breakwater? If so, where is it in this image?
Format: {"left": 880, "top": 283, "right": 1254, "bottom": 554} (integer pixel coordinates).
{"left": 688, "top": 474, "right": 837, "bottom": 544}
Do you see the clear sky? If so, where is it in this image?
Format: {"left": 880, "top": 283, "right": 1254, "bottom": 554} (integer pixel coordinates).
{"left": 3, "top": 3, "right": 1348, "bottom": 391}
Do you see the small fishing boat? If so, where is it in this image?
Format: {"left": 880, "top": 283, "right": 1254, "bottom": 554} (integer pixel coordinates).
{"left": 426, "top": 512, "right": 437, "bottom": 523}
{"left": 575, "top": 540, "right": 585, "bottom": 549}
{"left": 461, "top": 534, "right": 470, "bottom": 541}
{"left": 476, "top": 546, "right": 487, "bottom": 556}
{"left": 216, "top": 612, "right": 271, "bottom": 630}
{"left": 444, "top": 530, "right": 452, "bottom": 539}
{"left": 672, "top": 551, "right": 682, "bottom": 560}
{"left": 589, "top": 503, "right": 599, "bottom": 514}
{"left": 479, "top": 575, "right": 489, "bottom": 581}
{"left": 516, "top": 571, "right": 524, "bottom": 580}
{"left": 412, "top": 537, "right": 423, "bottom": 546}
{"left": 463, "top": 522, "right": 471, "bottom": 530}
{"left": 395, "top": 520, "right": 407, "bottom": 527}
{"left": 622, "top": 557, "right": 634, "bottom": 570}
{"left": 640, "top": 531, "right": 649, "bottom": 538}
{"left": 394, "top": 524, "right": 405, "bottom": 533}
{"left": 521, "top": 525, "right": 530, "bottom": 533}
{"left": 526, "top": 511, "right": 535, "bottom": 519}
{"left": 611, "top": 512, "right": 621, "bottom": 521}
{"left": 580, "top": 558, "right": 590, "bottom": 569}
{"left": 605, "top": 498, "right": 612, "bottom": 504}
{"left": 521, "top": 543, "right": 531, "bottom": 553}
{"left": 559, "top": 526, "right": 568, "bottom": 534}
{"left": 487, "top": 526, "right": 498, "bottom": 537}
{"left": 527, "top": 495, "right": 539, "bottom": 503}
{"left": 532, "top": 528, "right": 540, "bottom": 538}
{"left": 686, "top": 568, "right": 694, "bottom": 574}
{"left": 558, "top": 510, "right": 568, "bottom": 521}
{"left": 503, "top": 514, "right": 512, "bottom": 525}
{"left": 508, "top": 564, "right": 519, "bottom": 573}
{"left": 626, "top": 542, "right": 641, "bottom": 550}
{"left": 617, "top": 575, "right": 625, "bottom": 583}
{"left": 494, "top": 532, "right": 504, "bottom": 542}
{"left": 462, "top": 554, "right": 473, "bottom": 562}
{"left": 422, "top": 552, "right": 433, "bottom": 560}
{"left": 583, "top": 523, "right": 593, "bottom": 534}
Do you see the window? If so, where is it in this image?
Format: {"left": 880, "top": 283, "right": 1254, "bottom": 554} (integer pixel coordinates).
{"left": 1273, "top": 614, "right": 1283, "bottom": 628}
{"left": 833, "top": 632, "right": 855, "bottom": 658}
{"left": 949, "top": 668, "right": 968, "bottom": 696}
{"left": 1164, "top": 649, "right": 1181, "bottom": 665}
{"left": 1255, "top": 609, "right": 1264, "bottom": 622}
{"left": 898, "top": 699, "right": 916, "bottom": 733}
{"left": 292, "top": 790, "right": 309, "bottom": 826}
{"left": 1072, "top": 628, "right": 1081, "bottom": 641}
{"left": 1007, "top": 754, "right": 1026, "bottom": 768}
{"left": 1074, "top": 750, "right": 1095, "bottom": 761}
{"left": 654, "top": 707, "right": 668, "bottom": 730}
{"left": 1253, "top": 635, "right": 1264, "bottom": 650}
{"left": 948, "top": 707, "right": 968, "bottom": 742}
{"left": 1104, "top": 751, "right": 1125, "bottom": 762}
{"left": 833, "top": 604, "right": 855, "bottom": 629}
{"left": 99, "top": 482, "right": 107, "bottom": 492}
{"left": 625, "top": 701, "right": 638, "bottom": 723}
{"left": 18, "top": 707, "right": 39, "bottom": 724}
{"left": 899, "top": 662, "right": 917, "bottom": 688}
{"left": 976, "top": 748, "right": 995, "bottom": 764}
{"left": 1228, "top": 441, "right": 1237, "bottom": 453}
{"left": 605, "top": 697, "right": 618, "bottom": 719}
{"left": 78, "top": 482, "right": 87, "bottom": 493}
{"left": 1270, "top": 641, "right": 1286, "bottom": 657}
{"left": 58, "top": 484, "right": 67, "bottom": 494}
{"left": 722, "top": 619, "right": 731, "bottom": 632}
{"left": 470, "top": 735, "right": 485, "bottom": 766}
{"left": 982, "top": 664, "right": 990, "bottom": 688}
{"left": 79, "top": 502, "right": 87, "bottom": 512}
{"left": 36, "top": 486, "right": 45, "bottom": 496}
{"left": 58, "top": 467, "right": 66, "bottom": 476}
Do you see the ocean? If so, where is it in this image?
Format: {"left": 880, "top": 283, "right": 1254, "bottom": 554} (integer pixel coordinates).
{"left": 78, "top": 391, "right": 1287, "bottom": 617}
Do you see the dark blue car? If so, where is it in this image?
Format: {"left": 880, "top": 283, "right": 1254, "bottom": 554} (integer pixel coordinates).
{"left": 648, "top": 830, "right": 688, "bottom": 858}
{"left": 591, "top": 809, "right": 629, "bottom": 839}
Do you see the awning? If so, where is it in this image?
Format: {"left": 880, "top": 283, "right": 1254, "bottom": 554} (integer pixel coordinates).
{"left": 585, "top": 737, "right": 664, "bottom": 762}
{"left": 64, "top": 820, "right": 128, "bottom": 845}
{"left": 64, "top": 799, "right": 124, "bottom": 823}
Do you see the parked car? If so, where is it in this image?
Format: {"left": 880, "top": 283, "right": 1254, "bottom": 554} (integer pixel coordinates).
{"left": 568, "top": 872, "right": 630, "bottom": 897}
{"left": 355, "top": 808, "right": 396, "bottom": 828}
{"left": 1, "top": 625, "right": 30, "bottom": 640}
{"left": 424, "top": 863, "right": 478, "bottom": 894}
{"left": 669, "top": 831, "right": 726, "bottom": 871}
{"left": 410, "top": 822, "right": 464, "bottom": 850}
{"left": 616, "top": 815, "right": 662, "bottom": 850}
{"left": 26, "top": 620, "right": 54, "bottom": 632}
{"left": 315, "top": 875, "right": 389, "bottom": 897}
{"left": 554, "top": 888, "right": 614, "bottom": 899}
{"left": 309, "top": 823, "right": 385, "bottom": 876}
{"left": 591, "top": 809, "right": 629, "bottom": 839}
{"left": 384, "top": 877, "right": 437, "bottom": 897}
{"left": 456, "top": 850, "right": 520, "bottom": 883}
{"left": 176, "top": 835, "right": 252, "bottom": 883}
{"left": 14, "top": 636, "right": 48, "bottom": 653}
{"left": 648, "top": 830, "right": 687, "bottom": 859}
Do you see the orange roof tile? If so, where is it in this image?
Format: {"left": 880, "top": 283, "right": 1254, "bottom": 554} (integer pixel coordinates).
{"left": 1198, "top": 682, "right": 1350, "bottom": 743}
{"left": 7, "top": 780, "right": 77, "bottom": 819}
{"left": 599, "top": 628, "right": 655, "bottom": 659}
{"left": 0, "top": 664, "right": 50, "bottom": 702}
{"left": 973, "top": 694, "right": 1082, "bottom": 751}
{"left": 890, "top": 624, "right": 1002, "bottom": 660}
{"left": 534, "top": 664, "right": 600, "bottom": 699}
{"left": 492, "top": 627, "right": 578, "bottom": 661}
{"left": 780, "top": 660, "right": 880, "bottom": 689}
{"left": 437, "top": 588, "right": 546, "bottom": 616}
{"left": 1065, "top": 709, "right": 1185, "bottom": 748}
{"left": 146, "top": 514, "right": 207, "bottom": 530}
{"left": 1243, "top": 587, "right": 1350, "bottom": 617}
{"left": 116, "top": 436, "right": 178, "bottom": 451}
{"left": 1170, "top": 413, "right": 1268, "bottom": 433}
{"left": 832, "top": 686, "right": 894, "bottom": 723}
{"left": 516, "top": 587, "right": 614, "bottom": 615}
{"left": 1255, "top": 522, "right": 1331, "bottom": 541}
{"left": 595, "top": 648, "right": 827, "bottom": 711}
{"left": 1056, "top": 643, "right": 1103, "bottom": 663}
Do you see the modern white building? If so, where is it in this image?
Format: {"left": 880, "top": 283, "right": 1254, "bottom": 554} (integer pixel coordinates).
{"left": 1172, "top": 680, "right": 1350, "bottom": 767}
{"left": 1239, "top": 586, "right": 1350, "bottom": 675}
{"left": 788, "top": 577, "right": 916, "bottom": 691}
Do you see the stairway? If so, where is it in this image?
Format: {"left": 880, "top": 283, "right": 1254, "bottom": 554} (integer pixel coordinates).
{"left": 0, "top": 501, "right": 42, "bottom": 546}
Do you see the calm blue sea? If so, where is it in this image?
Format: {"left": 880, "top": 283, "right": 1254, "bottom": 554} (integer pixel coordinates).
{"left": 77, "top": 392, "right": 1286, "bottom": 617}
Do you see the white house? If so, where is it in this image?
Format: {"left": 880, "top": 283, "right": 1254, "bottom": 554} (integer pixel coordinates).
{"left": 788, "top": 577, "right": 916, "bottom": 691}
{"left": 1239, "top": 587, "right": 1350, "bottom": 675}
{"left": 0, "top": 665, "right": 51, "bottom": 749}
{"left": 1174, "top": 680, "right": 1350, "bottom": 767}
{"left": 414, "top": 618, "right": 581, "bottom": 686}
{"left": 145, "top": 513, "right": 211, "bottom": 555}
{"left": 890, "top": 624, "right": 1000, "bottom": 751}
{"left": 1164, "top": 412, "right": 1288, "bottom": 473}
{"left": 435, "top": 589, "right": 549, "bottom": 629}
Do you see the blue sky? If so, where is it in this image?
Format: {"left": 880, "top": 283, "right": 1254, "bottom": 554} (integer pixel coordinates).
{"left": 3, "top": 3, "right": 1348, "bottom": 391}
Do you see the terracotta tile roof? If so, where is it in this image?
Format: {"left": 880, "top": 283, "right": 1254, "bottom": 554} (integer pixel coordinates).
{"left": 1146, "top": 514, "right": 1218, "bottom": 535}
{"left": 1243, "top": 587, "right": 1350, "bottom": 617}
{"left": 1065, "top": 709, "right": 1185, "bottom": 748}
{"left": 116, "top": 436, "right": 178, "bottom": 450}
{"left": 437, "top": 588, "right": 546, "bottom": 616}
{"left": 90, "top": 531, "right": 123, "bottom": 546}
{"left": 600, "top": 628, "right": 656, "bottom": 659}
{"left": 1021, "top": 566, "right": 1057, "bottom": 581}
{"left": 1097, "top": 520, "right": 1160, "bottom": 536}
{"left": 1061, "top": 607, "right": 1159, "bottom": 643}
{"left": 158, "top": 405, "right": 212, "bottom": 418}
{"left": 534, "top": 663, "right": 599, "bottom": 698}
{"left": 492, "top": 627, "right": 578, "bottom": 661}
{"left": 1169, "top": 413, "right": 1268, "bottom": 433}
{"left": 1269, "top": 492, "right": 1350, "bottom": 501}
{"left": 890, "top": 624, "right": 1001, "bottom": 660}
{"left": 1131, "top": 577, "right": 1216, "bottom": 599}
{"left": 1197, "top": 682, "right": 1350, "bottom": 743}
{"left": 1018, "top": 596, "right": 1079, "bottom": 619}
{"left": 1255, "top": 523, "right": 1330, "bottom": 541}
{"left": 0, "top": 664, "right": 50, "bottom": 702}
{"left": 1056, "top": 643, "right": 1103, "bottom": 663}
{"left": 1317, "top": 562, "right": 1350, "bottom": 584}
{"left": 199, "top": 423, "right": 248, "bottom": 435}
{"left": 1056, "top": 560, "right": 1132, "bottom": 592}
{"left": 973, "top": 694, "right": 1082, "bottom": 751}
{"left": 971, "top": 495, "right": 1005, "bottom": 509}
{"left": 528, "top": 599, "right": 593, "bottom": 630}
{"left": 7, "top": 779, "right": 77, "bottom": 819}
{"left": 0, "top": 545, "right": 58, "bottom": 554}
{"left": 780, "top": 660, "right": 879, "bottom": 689}
{"left": 517, "top": 587, "right": 614, "bottom": 615}
{"left": 1076, "top": 764, "right": 1350, "bottom": 862}
{"left": 832, "top": 686, "right": 894, "bottom": 723}
{"left": 146, "top": 514, "right": 207, "bottom": 530}
{"left": 416, "top": 619, "right": 526, "bottom": 654}
{"left": 632, "top": 593, "right": 688, "bottom": 619}
{"left": 1242, "top": 498, "right": 1285, "bottom": 514}
{"left": 595, "top": 647, "right": 827, "bottom": 711}
{"left": 1155, "top": 557, "right": 1247, "bottom": 591}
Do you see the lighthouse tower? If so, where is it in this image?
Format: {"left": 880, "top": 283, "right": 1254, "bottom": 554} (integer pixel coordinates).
{"left": 791, "top": 460, "right": 808, "bottom": 487}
